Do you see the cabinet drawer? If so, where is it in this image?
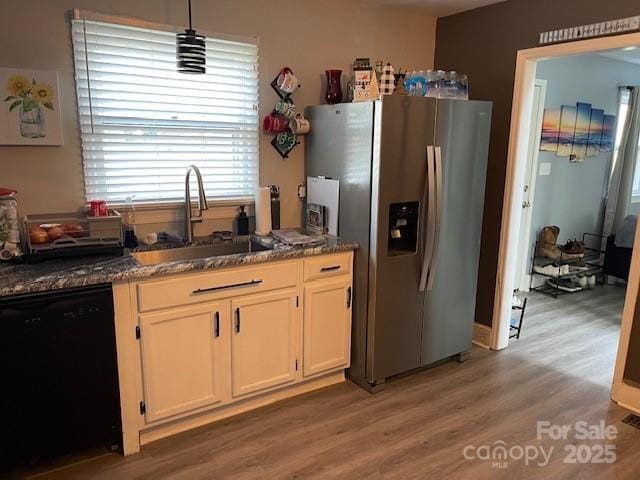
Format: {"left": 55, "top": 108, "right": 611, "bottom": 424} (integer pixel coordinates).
{"left": 303, "top": 253, "right": 352, "bottom": 282}
{"left": 137, "top": 261, "right": 298, "bottom": 312}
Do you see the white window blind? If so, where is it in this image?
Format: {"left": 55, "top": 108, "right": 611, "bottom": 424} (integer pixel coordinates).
{"left": 71, "top": 18, "right": 259, "bottom": 204}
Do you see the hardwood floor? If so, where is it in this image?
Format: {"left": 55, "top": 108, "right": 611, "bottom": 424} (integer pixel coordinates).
{"left": 21, "top": 285, "right": 640, "bottom": 479}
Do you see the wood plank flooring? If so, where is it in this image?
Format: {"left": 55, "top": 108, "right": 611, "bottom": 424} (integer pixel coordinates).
{"left": 21, "top": 285, "right": 640, "bottom": 479}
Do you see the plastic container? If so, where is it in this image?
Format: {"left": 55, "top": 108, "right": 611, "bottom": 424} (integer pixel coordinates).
{"left": 237, "top": 205, "right": 249, "bottom": 236}
{"left": 0, "top": 196, "right": 22, "bottom": 261}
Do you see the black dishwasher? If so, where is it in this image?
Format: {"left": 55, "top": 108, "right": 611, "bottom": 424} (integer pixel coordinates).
{"left": 0, "top": 284, "right": 122, "bottom": 469}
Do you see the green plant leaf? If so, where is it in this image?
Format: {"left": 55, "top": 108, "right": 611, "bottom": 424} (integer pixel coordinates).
{"left": 22, "top": 98, "right": 38, "bottom": 112}
{"left": 9, "top": 100, "right": 21, "bottom": 111}
{"left": 4, "top": 96, "right": 16, "bottom": 102}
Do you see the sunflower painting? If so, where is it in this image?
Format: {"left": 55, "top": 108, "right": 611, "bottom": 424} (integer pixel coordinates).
{"left": 1, "top": 68, "right": 62, "bottom": 145}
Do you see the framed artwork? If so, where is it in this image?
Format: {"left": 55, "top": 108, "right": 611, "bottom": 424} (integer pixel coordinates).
{"left": 540, "top": 108, "right": 560, "bottom": 152}
{"left": 556, "top": 105, "right": 577, "bottom": 157}
{"left": 541, "top": 101, "right": 615, "bottom": 160}
{"left": 587, "top": 109, "right": 604, "bottom": 157}
{"left": 1, "top": 68, "right": 63, "bottom": 145}
{"left": 571, "top": 102, "right": 591, "bottom": 160}
{"left": 601, "top": 115, "right": 616, "bottom": 153}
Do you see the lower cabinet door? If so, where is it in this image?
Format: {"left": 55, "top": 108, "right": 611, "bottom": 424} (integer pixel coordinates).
{"left": 303, "top": 277, "right": 352, "bottom": 377}
{"left": 139, "top": 302, "right": 228, "bottom": 423}
{"left": 231, "top": 290, "right": 298, "bottom": 397}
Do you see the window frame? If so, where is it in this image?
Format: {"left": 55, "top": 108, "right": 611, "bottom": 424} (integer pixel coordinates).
{"left": 71, "top": 9, "right": 260, "bottom": 208}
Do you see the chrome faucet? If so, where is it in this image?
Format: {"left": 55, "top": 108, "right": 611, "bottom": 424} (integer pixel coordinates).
{"left": 184, "top": 165, "right": 209, "bottom": 242}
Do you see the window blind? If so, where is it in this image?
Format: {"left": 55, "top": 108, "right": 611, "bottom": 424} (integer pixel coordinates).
{"left": 71, "top": 18, "right": 259, "bottom": 204}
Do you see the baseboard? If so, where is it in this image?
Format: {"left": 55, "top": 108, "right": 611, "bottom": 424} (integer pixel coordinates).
{"left": 612, "top": 399, "right": 640, "bottom": 416}
{"left": 139, "top": 371, "right": 345, "bottom": 447}
{"left": 472, "top": 322, "right": 492, "bottom": 349}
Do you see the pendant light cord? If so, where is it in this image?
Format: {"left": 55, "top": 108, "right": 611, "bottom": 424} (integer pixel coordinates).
{"left": 188, "top": 0, "right": 193, "bottom": 30}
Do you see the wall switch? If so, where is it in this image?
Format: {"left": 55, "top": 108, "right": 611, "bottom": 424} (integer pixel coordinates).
{"left": 539, "top": 162, "right": 551, "bottom": 176}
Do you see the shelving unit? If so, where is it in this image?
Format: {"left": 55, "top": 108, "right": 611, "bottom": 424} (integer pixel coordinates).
{"left": 510, "top": 297, "right": 527, "bottom": 339}
{"left": 529, "top": 233, "right": 605, "bottom": 298}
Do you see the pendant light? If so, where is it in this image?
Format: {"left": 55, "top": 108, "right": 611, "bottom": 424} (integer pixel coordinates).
{"left": 176, "top": 0, "right": 206, "bottom": 74}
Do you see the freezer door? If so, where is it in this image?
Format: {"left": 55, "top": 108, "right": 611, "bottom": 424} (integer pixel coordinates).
{"left": 421, "top": 100, "right": 492, "bottom": 366}
{"left": 368, "top": 96, "right": 436, "bottom": 382}
{"left": 304, "top": 102, "right": 374, "bottom": 382}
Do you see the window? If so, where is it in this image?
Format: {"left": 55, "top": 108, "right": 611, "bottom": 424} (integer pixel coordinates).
{"left": 71, "top": 16, "right": 259, "bottom": 205}
{"left": 612, "top": 88, "right": 640, "bottom": 202}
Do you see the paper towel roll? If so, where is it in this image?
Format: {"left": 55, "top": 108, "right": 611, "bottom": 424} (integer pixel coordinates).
{"left": 255, "top": 186, "right": 272, "bottom": 236}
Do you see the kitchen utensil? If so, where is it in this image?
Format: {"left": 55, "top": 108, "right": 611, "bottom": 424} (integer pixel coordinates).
{"left": 263, "top": 113, "right": 287, "bottom": 133}
{"left": 276, "top": 67, "right": 299, "bottom": 93}
{"left": 275, "top": 100, "right": 297, "bottom": 119}
{"left": 276, "top": 131, "right": 297, "bottom": 148}
{"left": 289, "top": 113, "right": 311, "bottom": 134}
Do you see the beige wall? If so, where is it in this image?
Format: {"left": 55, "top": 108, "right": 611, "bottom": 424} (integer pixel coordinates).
{"left": 0, "top": 0, "right": 435, "bottom": 232}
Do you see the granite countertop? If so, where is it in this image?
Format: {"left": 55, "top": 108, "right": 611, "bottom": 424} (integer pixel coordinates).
{"left": 0, "top": 234, "right": 358, "bottom": 298}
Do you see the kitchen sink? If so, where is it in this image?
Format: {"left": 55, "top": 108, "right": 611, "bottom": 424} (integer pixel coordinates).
{"left": 131, "top": 240, "right": 270, "bottom": 266}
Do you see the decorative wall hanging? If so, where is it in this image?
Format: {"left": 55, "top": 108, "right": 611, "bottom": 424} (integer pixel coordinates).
{"left": 587, "top": 109, "right": 604, "bottom": 156}
{"left": 540, "top": 108, "right": 560, "bottom": 152}
{"left": 601, "top": 114, "right": 616, "bottom": 153}
{"left": 571, "top": 102, "right": 592, "bottom": 160}
{"left": 540, "top": 101, "right": 616, "bottom": 162}
{"left": 1, "top": 68, "right": 63, "bottom": 145}
{"left": 263, "top": 67, "right": 306, "bottom": 159}
{"left": 557, "top": 105, "right": 577, "bottom": 157}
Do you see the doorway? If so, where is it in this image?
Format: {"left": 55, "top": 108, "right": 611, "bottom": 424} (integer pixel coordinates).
{"left": 514, "top": 79, "right": 546, "bottom": 292}
{"left": 492, "top": 32, "right": 640, "bottom": 414}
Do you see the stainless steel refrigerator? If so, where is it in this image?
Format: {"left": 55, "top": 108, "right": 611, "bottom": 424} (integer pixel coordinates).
{"left": 305, "top": 95, "right": 492, "bottom": 392}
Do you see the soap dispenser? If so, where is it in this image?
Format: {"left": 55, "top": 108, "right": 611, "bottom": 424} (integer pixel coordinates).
{"left": 237, "top": 205, "right": 249, "bottom": 236}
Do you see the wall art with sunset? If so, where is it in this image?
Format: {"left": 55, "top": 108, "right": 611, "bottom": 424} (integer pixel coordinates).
{"left": 540, "top": 101, "right": 615, "bottom": 162}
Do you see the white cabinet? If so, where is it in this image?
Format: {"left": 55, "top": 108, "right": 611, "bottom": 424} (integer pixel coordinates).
{"left": 139, "top": 302, "right": 229, "bottom": 423}
{"left": 231, "top": 289, "right": 298, "bottom": 397}
{"left": 303, "top": 277, "right": 352, "bottom": 377}
{"left": 122, "top": 253, "right": 353, "bottom": 446}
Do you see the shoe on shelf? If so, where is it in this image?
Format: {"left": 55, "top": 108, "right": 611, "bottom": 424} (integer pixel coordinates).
{"left": 534, "top": 263, "right": 572, "bottom": 277}
{"left": 537, "top": 226, "right": 562, "bottom": 260}
{"left": 546, "top": 277, "right": 582, "bottom": 292}
{"left": 560, "top": 237, "right": 586, "bottom": 255}
{"left": 577, "top": 276, "right": 588, "bottom": 289}
{"left": 534, "top": 264, "right": 561, "bottom": 277}
{"left": 569, "top": 265, "right": 589, "bottom": 273}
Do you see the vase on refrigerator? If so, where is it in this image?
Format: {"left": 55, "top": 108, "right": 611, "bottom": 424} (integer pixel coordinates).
{"left": 325, "top": 70, "right": 343, "bottom": 104}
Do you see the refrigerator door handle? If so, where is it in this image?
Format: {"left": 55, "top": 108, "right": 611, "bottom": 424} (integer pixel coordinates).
{"left": 427, "top": 146, "right": 444, "bottom": 291}
{"left": 419, "top": 145, "right": 436, "bottom": 292}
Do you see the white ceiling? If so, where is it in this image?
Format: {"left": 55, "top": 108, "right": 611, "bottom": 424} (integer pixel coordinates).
{"left": 598, "top": 48, "right": 640, "bottom": 66}
{"left": 369, "top": 0, "right": 507, "bottom": 18}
